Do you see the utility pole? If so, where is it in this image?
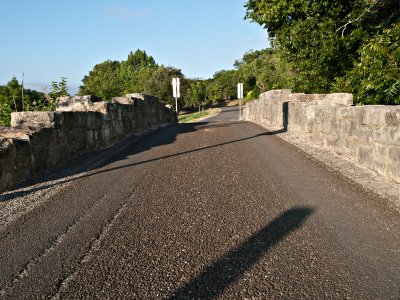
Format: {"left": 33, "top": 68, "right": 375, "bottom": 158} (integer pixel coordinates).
{"left": 21, "top": 73, "right": 25, "bottom": 111}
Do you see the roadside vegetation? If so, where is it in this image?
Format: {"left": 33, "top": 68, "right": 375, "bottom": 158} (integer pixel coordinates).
{"left": 1, "top": 1, "right": 398, "bottom": 126}
{"left": 0, "top": 77, "right": 69, "bottom": 126}
{"left": 179, "top": 108, "right": 220, "bottom": 123}
{"left": 244, "top": 0, "right": 400, "bottom": 104}
{"left": 178, "top": 111, "right": 208, "bottom": 123}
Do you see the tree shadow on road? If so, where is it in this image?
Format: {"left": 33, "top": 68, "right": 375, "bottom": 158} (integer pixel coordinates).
{"left": 168, "top": 206, "right": 314, "bottom": 299}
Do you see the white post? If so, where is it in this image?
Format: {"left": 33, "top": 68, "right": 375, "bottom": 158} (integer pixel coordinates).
{"left": 172, "top": 78, "right": 180, "bottom": 115}
{"left": 239, "top": 99, "right": 241, "bottom": 120}
{"left": 237, "top": 83, "right": 243, "bottom": 120}
{"left": 176, "top": 78, "right": 180, "bottom": 114}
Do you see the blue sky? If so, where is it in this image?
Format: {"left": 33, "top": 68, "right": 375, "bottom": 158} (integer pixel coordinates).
{"left": 0, "top": 0, "right": 268, "bottom": 94}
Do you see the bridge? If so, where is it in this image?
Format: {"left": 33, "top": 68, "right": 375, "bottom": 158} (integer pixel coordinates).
{"left": 0, "top": 98, "right": 399, "bottom": 298}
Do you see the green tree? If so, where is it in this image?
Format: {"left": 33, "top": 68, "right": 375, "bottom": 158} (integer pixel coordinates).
{"left": 0, "top": 94, "right": 12, "bottom": 126}
{"left": 119, "top": 50, "right": 158, "bottom": 94}
{"left": 144, "top": 66, "right": 184, "bottom": 105}
{"left": 80, "top": 60, "right": 123, "bottom": 100}
{"left": 7, "top": 77, "right": 22, "bottom": 111}
{"left": 126, "top": 49, "right": 157, "bottom": 70}
{"left": 80, "top": 50, "right": 161, "bottom": 100}
{"left": 186, "top": 81, "right": 207, "bottom": 110}
{"left": 40, "top": 77, "right": 71, "bottom": 111}
{"left": 208, "top": 70, "right": 239, "bottom": 102}
{"left": 0, "top": 77, "right": 23, "bottom": 125}
{"left": 51, "top": 77, "right": 69, "bottom": 99}
{"left": 338, "top": 23, "right": 400, "bottom": 104}
{"left": 0, "top": 77, "right": 50, "bottom": 126}
{"left": 245, "top": 0, "right": 400, "bottom": 103}
{"left": 236, "top": 49, "right": 294, "bottom": 97}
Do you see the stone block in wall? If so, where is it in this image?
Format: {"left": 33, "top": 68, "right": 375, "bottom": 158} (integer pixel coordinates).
{"left": 112, "top": 97, "right": 133, "bottom": 105}
{"left": 386, "top": 166, "right": 400, "bottom": 183}
{"left": 1, "top": 128, "right": 36, "bottom": 185}
{"left": 0, "top": 137, "right": 12, "bottom": 155}
{"left": 47, "top": 141, "right": 67, "bottom": 167}
{"left": 324, "top": 134, "right": 339, "bottom": 148}
{"left": 388, "top": 145, "right": 400, "bottom": 162}
{"left": 304, "top": 105, "right": 318, "bottom": 133}
{"left": 366, "top": 143, "right": 393, "bottom": 180}
{"left": 385, "top": 107, "right": 400, "bottom": 126}
{"left": 357, "top": 144, "right": 375, "bottom": 168}
{"left": 336, "top": 136, "right": 358, "bottom": 158}
{"left": 356, "top": 126, "right": 375, "bottom": 144}
{"left": 112, "top": 93, "right": 153, "bottom": 106}
{"left": 75, "top": 112, "right": 90, "bottom": 128}
{"left": 29, "top": 128, "right": 53, "bottom": 172}
{"left": 86, "top": 130, "right": 96, "bottom": 148}
{"left": 0, "top": 127, "right": 31, "bottom": 140}
{"left": 288, "top": 96, "right": 315, "bottom": 127}
{"left": 386, "top": 146, "right": 400, "bottom": 181}
{"left": 314, "top": 107, "right": 331, "bottom": 134}
{"left": 56, "top": 95, "right": 107, "bottom": 113}
{"left": 0, "top": 138, "right": 14, "bottom": 191}
{"left": 360, "top": 106, "right": 386, "bottom": 127}
{"left": 254, "top": 90, "right": 292, "bottom": 128}
{"left": 125, "top": 93, "right": 158, "bottom": 105}
{"left": 11, "top": 112, "right": 57, "bottom": 129}
{"left": 13, "top": 138, "right": 32, "bottom": 168}
{"left": 86, "top": 112, "right": 101, "bottom": 130}
{"left": 93, "top": 130, "right": 102, "bottom": 147}
{"left": 374, "top": 127, "right": 400, "bottom": 145}
{"left": 373, "top": 142, "right": 388, "bottom": 158}
{"left": 13, "top": 138, "right": 33, "bottom": 180}
{"left": 337, "top": 119, "right": 355, "bottom": 137}
{"left": 57, "top": 112, "right": 74, "bottom": 129}
{"left": 126, "top": 93, "right": 145, "bottom": 100}
{"left": 101, "top": 123, "right": 112, "bottom": 145}
{"left": 259, "top": 89, "right": 292, "bottom": 101}
{"left": 337, "top": 107, "right": 360, "bottom": 121}
{"left": 294, "top": 93, "right": 353, "bottom": 106}
{"left": 359, "top": 106, "right": 400, "bottom": 127}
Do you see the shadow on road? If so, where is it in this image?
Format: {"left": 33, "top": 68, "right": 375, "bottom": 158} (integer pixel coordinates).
{"left": 0, "top": 122, "right": 205, "bottom": 202}
{"left": 1, "top": 120, "right": 285, "bottom": 202}
{"left": 168, "top": 206, "right": 314, "bottom": 299}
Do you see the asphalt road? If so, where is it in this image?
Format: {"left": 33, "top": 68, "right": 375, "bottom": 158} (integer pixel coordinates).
{"left": 0, "top": 107, "right": 399, "bottom": 299}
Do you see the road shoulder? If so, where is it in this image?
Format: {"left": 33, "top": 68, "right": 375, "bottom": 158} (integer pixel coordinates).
{"left": 247, "top": 120, "right": 400, "bottom": 213}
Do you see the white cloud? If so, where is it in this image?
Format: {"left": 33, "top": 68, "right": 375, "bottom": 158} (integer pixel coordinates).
{"left": 104, "top": 5, "right": 149, "bottom": 21}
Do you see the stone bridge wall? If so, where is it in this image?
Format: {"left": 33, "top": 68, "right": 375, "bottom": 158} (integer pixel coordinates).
{"left": 0, "top": 94, "right": 176, "bottom": 192}
{"left": 244, "top": 90, "right": 400, "bottom": 183}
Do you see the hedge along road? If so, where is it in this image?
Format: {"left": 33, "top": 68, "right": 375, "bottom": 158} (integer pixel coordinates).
{"left": 0, "top": 106, "right": 399, "bottom": 299}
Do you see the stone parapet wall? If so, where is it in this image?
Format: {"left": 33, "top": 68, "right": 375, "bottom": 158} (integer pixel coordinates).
{"left": 0, "top": 94, "right": 176, "bottom": 192}
{"left": 244, "top": 90, "right": 400, "bottom": 183}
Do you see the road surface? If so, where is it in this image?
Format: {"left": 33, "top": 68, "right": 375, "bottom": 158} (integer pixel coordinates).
{"left": 0, "top": 107, "right": 399, "bottom": 299}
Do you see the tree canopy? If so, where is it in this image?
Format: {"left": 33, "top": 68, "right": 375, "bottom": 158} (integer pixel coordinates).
{"left": 0, "top": 77, "right": 67, "bottom": 126}
{"left": 245, "top": 0, "right": 400, "bottom": 104}
{"left": 79, "top": 49, "right": 185, "bottom": 106}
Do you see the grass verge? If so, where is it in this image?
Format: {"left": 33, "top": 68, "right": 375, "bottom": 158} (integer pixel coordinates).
{"left": 179, "top": 108, "right": 220, "bottom": 123}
